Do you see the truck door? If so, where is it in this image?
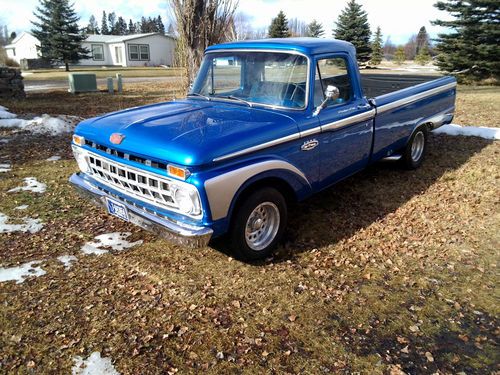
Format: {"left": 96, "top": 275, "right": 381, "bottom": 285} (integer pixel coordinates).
{"left": 313, "top": 55, "right": 374, "bottom": 187}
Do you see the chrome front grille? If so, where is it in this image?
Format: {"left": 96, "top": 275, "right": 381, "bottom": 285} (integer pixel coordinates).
{"left": 86, "top": 152, "right": 180, "bottom": 212}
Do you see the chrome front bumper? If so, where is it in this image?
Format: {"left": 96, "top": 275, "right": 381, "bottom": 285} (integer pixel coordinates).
{"left": 69, "top": 173, "right": 213, "bottom": 248}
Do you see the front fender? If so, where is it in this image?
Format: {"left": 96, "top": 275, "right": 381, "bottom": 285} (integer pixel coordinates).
{"left": 204, "top": 160, "right": 311, "bottom": 221}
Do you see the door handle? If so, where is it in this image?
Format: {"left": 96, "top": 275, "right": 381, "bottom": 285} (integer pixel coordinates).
{"left": 357, "top": 104, "right": 372, "bottom": 110}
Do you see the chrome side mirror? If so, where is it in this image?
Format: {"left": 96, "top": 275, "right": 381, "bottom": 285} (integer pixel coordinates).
{"left": 314, "top": 85, "right": 340, "bottom": 116}
{"left": 325, "top": 85, "right": 340, "bottom": 100}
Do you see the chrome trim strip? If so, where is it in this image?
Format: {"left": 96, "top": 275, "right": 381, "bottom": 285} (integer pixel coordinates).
{"left": 204, "top": 48, "right": 311, "bottom": 112}
{"left": 377, "top": 82, "right": 457, "bottom": 114}
{"left": 321, "top": 109, "right": 375, "bottom": 132}
{"left": 213, "top": 109, "right": 376, "bottom": 162}
{"left": 69, "top": 173, "right": 212, "bottom": 248}
{"left": 205, "top": 160, "right": 309, "bottom": 221}
{"left": 213, "top": 133, "right": 301, "bottom": 162}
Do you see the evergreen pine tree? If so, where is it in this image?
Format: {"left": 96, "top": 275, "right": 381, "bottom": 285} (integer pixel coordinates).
{"left": 306, "top": 20, "right": 324, "bottom": 38}
{"left": 370, "top": 26, "right": 383, "bottom": 65}
{"left": 31, "top": 0, "right": 89, "bottom": 71}
{"left": 416, "top": 26, "right": 430, "bottom": 55}
{"left": 333, "top": 0, "right": 372, "bottom": 63}
{"left": 101, "top": 11, "right": 109, "bottom": 34}
{"left": 268, "top": 11, "right": 291, "bottom": 38}
{"left": 116, "top": 16, "right": 127, "bottom": 35}
{"left": 128, "top": 19, "right": 135, "bottom": 34}
{"left": 156, "top": 15, "right": 165, "bottom": 34}
{"left": 432, "top": 0, "right": 499, "bottom": 80}
{"left": 394, "top": 46, "right": 406, "bottom": 65}
{"left": 108, "top": 12, "right": 117, "bottom": 35}
{"left": 415, "top": 44, "right": 432, "bottom": 65}
{"left": 140, "top": 16, "right": 148, "bottom": 33}
{"left": 86, "top": 15, "right": 99, "bottom": 35}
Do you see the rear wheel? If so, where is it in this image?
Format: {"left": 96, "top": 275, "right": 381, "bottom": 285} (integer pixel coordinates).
{"left": 402, "top": 127, "right": 428, "bottom": 169}
{"left": 229, "top": 187, "right": 287, "bottom": 261}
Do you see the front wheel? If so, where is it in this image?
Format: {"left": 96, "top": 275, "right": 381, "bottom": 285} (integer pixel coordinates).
{"left": 229, "top": 187, "right": 287, "bottom": 261}
{"left": 401, "top": 127, "right": 428, "bottom": 169}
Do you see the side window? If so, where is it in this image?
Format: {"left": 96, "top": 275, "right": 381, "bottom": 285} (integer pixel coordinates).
{"left": 314, "top": 57, "right": 353, "bottom": 108}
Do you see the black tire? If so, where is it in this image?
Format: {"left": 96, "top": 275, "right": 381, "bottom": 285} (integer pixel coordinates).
{"left": 229, "top": 187, "right": 287, "bottom": 261}
{"left": 401, "top": 126, "right": 428, "bottom": 170}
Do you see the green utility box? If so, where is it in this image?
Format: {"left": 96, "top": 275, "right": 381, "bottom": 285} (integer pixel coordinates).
{"left": 68, "top": 73, "right": 98, "bottom": 93}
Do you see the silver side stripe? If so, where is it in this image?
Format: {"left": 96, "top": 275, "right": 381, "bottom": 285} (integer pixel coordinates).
{"left": 321, "top": 109, "right": 375, "bottom": 132}
{"left": 213, "top": 111, "right": 375, "bottom": 162}
{"left": 213, "top": 133, "right": 301, "bottom": 162}
{"left": 212, "top": 81, "right": 456, "bottom": 163}
{"left": 377, "top": 81, "right": 457, "bottom": 114}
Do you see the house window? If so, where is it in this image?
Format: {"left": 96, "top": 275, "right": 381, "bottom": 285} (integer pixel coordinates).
{"left": 91, "top": 44, "right": 104, "bottom": 61}
{"left": 128, "top": 44, "right": 150, "bottom": 61}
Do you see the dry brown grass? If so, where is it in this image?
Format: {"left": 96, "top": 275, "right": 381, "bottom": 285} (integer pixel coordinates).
{"left": 0, "top": 83, "right": 498, "bottom": 374}
{"left": 454, "top": 85, "right": 500, "bottom": 127}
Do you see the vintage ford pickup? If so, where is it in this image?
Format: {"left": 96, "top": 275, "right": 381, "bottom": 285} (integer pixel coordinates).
{"left": 70, "top": 38, "right": 456, "bottom": 260}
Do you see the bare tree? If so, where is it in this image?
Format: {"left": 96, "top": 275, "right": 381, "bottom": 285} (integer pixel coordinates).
{"left": 169, "top": 0, "right": 238, "bottom": 87}
{"left": 229, "top": 12, "right": 253, "bottom": 41}
{"left": 404, "top": 34, "right": 418, "bottom": 60}
{"left": 288, "top": 18, "right": 307, "bottom": 37}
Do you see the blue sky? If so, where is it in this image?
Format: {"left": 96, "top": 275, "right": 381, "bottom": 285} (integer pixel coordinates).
{"left": 0, "top": 0, "right": 451, "bottom": 45}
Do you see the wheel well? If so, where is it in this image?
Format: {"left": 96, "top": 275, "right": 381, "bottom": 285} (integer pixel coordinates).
{"left": 229, "top": 177, "right": 297, "bottom": 223}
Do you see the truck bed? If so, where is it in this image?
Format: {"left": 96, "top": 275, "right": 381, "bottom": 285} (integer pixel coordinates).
{"left": 360, "top": 73, "right": 441, "bottom": 98}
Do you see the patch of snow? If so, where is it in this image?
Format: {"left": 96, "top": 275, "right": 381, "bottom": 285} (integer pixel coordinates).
{"left": 0, "top": 138, "right": 10, "bottom": 144}
{"left": 81, "top": 232, "right": 143, "bottom": 255}
{"left": 57, "top": 255, "right": 78, "bottom": 269}
{"left": 0, "top": 163, "right": 11, "bottom": 173}
{"left": 0, "top": 114, "right": 81, "bottom": 136}
{"left": 72, "top": 352, "right": 120, "bottom": 375}
{"left": 433, "top": 124, "right": 500, "bottom": 140}
{"left": 0, "top": 212, "right": 43, "bottom": 233}
{"left": 0, "top": 106, "right": 17, "bottom": 119}
{"left": 8, "top": 177, "right": 47, "bottom": 193}
{"left": 14, "top": 205, "right": 29, "bottom": 210}
{"left": 0, "top": 261, "right": 46, "bottom": 284}
{"left": 46, "top": 155, "right": 61, "bottom": 161}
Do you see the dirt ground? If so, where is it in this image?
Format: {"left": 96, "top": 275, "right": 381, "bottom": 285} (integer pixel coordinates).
{"left": 0, "top": 84, "right": 498, "bottom": 374}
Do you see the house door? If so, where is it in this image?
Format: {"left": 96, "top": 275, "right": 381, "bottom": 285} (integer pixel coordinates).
{"left": 115, "top": 47, "right": 123, "bottom": 65}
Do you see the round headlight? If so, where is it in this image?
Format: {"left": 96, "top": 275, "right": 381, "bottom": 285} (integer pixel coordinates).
{"left": 175, "top": 189, "right": 194, "bottom": 214}
{"left": 72, "top": 146, "right": 90, "bottom": 173}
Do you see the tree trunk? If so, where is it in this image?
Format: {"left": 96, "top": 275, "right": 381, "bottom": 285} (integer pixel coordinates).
{"left": 65, "top": 61, "right": 70, "bottom": 72}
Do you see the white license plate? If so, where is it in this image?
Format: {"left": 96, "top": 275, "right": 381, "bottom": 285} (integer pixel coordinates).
{"left": 106, "top": 198, "right": 129, "bottom": 221}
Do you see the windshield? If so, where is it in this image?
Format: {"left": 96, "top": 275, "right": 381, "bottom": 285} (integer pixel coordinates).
{"left": 190, "top": 51, "right": 309, "bottom": 109}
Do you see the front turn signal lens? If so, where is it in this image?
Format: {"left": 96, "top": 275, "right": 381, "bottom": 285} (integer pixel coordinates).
{"left": 168, "top": 164, "right": 189, "bottom": 180}
{"left": 73, "top": 134, "right": 85, "bottom": 146}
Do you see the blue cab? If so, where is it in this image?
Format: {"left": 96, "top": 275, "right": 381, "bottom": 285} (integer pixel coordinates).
{"left": 70, "top": 38, "right": 456, "bottom": 260}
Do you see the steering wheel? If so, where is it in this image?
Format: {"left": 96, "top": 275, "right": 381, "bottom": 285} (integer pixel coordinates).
{"left": 290, "top": 84, "right": 306, "bottom": 106}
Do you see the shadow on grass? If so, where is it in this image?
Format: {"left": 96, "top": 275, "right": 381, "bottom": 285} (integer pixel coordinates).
{"left": 212, "top": 134, "right": 493, "bottom": 262}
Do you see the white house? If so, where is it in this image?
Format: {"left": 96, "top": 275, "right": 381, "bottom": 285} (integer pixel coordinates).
{"left": 5, "top": 32, "right": 41, "bottom": 62}
{"left": 4, "top": 32, "right": 176, "bottom": 67}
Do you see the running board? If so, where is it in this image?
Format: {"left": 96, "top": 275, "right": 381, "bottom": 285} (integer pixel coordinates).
{"left": 381, "top": 154, "right": 402, "bottom": 161}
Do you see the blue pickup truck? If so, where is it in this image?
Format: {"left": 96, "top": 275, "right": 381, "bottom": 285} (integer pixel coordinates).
{"left": 70, "top": 38, "right": 456, "bottom": 260}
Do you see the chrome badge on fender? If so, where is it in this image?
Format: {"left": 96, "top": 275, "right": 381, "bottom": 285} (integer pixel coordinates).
{"left": 301, "top": 139, "right": 319, "bottom": 151}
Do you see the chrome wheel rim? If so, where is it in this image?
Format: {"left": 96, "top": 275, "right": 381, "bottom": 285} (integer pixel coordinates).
{"left": 411, "top": 131, "right": 425, "bottom": 162}
{"left": 245, "top": 202, "right": 280, "bottom": 251}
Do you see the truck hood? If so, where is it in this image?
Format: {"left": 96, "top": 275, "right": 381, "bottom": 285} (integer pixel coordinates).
{"left": 75, "top": 99, "right": 298, "bottom": 166}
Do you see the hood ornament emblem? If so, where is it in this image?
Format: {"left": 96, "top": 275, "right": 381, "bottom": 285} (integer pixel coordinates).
{"left": 110, "top": 133, "right": 125, "bottom": 145}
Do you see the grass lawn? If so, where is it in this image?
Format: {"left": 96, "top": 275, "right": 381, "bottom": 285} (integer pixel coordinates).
{"left": 0, "top": 84, "right": 498, "bottom": 374}
{"left": 22, "top": 67, "right": 185, "bottom": 81}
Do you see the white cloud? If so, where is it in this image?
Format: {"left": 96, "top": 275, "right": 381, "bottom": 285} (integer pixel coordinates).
{"left": 1, "top": 0, "right": 451, "bottom": 45}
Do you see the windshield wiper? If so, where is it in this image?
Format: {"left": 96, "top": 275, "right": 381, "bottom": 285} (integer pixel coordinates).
{"left": 187, "top": 93, "right": 211, "bottom": 101}
{"left": 212, "top": 95, "right": 253, "bottom": 107}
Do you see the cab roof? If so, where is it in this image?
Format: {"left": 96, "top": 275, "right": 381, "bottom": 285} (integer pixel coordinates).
{"left": 205, "top": 37, "right": 356, "bottom": 56}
